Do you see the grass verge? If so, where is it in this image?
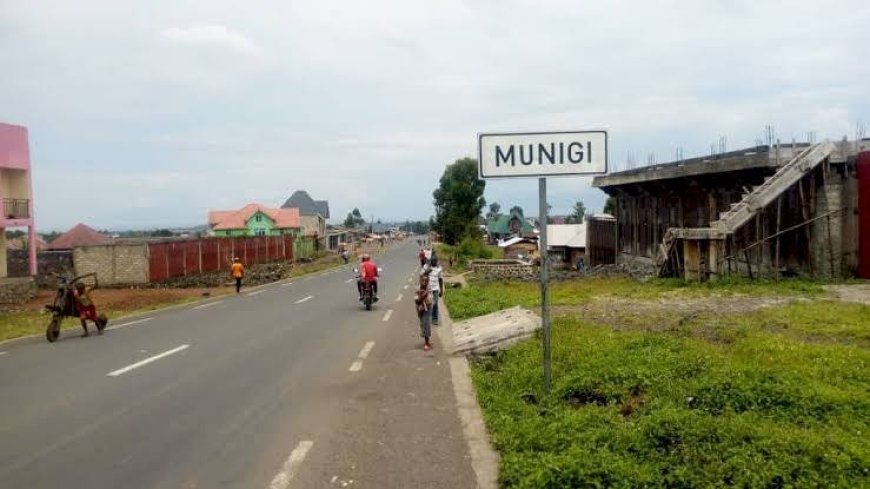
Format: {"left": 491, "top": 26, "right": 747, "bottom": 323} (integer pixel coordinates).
{"left": 0, "top": 294, "right": 211, "bottom": 342}
{"left": 452, "top": 277, "right": 867, "bottom": 487}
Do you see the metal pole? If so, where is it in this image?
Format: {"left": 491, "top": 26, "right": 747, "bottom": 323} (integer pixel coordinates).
{"left": 538, "top": 177, "right": 551, "bottom": 392}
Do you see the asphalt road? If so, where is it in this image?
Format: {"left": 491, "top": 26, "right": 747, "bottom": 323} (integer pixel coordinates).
{"left": 0, "top": 241, "right": 476, "bottom": 488}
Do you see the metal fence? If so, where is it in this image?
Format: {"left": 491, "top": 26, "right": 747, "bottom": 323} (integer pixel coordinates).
{"left": 147, "top": 236, "right": 295, "bottom": 282}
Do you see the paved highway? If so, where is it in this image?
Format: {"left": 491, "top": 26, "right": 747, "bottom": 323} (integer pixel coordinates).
{"left": 0, "top": 241, "right": 476, "bottom": 488}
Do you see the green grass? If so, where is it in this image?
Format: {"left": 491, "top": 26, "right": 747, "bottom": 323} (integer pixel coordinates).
{"left": 289, "top": 254, "right": 345, "bottom": 277}
{"left": 696, "top": 300, "right": 870, "bottom": 345}
{"left": 472, "top": 318, "right": 870, "bottom": 488}
{"left": 444, "top": 277, "right": 825, "bottom": 321}
{"left": 452, "top": 277, "right": 868, "bottom": 487}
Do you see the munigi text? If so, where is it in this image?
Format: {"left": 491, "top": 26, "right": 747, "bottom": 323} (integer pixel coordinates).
{"left": 495, "top": 141, "right": 593, "bottom": 167}
{"left": 478, "top": 131, "right": 607, "bottom": 178}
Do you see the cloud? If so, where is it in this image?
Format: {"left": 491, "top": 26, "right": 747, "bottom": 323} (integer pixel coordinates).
{"left": 2, "top": 0, "right": 869, "bottom": 230}
{"left": 160, "top": 24, "right": 262, "bottom": 57}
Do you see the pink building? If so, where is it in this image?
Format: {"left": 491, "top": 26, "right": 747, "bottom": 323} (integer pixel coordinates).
{"left": 0, "top": 122, "right": 37, "bottom": 277}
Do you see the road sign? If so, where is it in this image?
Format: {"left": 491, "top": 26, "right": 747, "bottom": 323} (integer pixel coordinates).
{"left": 477, "top": 129, "right": 608, "bottom": 392}
{"left": 478, "top": 130, "right": 608, "bottom": 179}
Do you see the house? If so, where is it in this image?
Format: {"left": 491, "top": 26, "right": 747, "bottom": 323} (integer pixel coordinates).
{"left": 499, "top": 236, "right": 539, "bottom": 260}
{"left": 0, "top": 122, "right": 37, "bottom": 278}
{"left": 208, "top": 204, "right": 301, "bottom": 237}
{"left": 281, "top": 190, "right": 328, "bottom": 238}
{"left": 592, "top": 141, "right": 870, "bottom": 280}
{"left": 547, "top": 223, "right": 587, "bottom": 268}
{"left": 47, "top": 223, "right": 113, "bottom": 250}
{"left": 6, "top": 235, "right": 47, "bottom": 251}
{"left": 486, "top": 209, "right": 535, "bottom": 243}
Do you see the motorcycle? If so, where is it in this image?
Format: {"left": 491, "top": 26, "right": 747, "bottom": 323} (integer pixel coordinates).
{"left": 44, "top": 272, "right": 107, "bottom": 342}
{"left": 353, "top": 267, "right": 383, "bottom": 311}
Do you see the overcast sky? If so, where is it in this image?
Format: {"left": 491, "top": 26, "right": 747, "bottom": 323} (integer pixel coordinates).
{"left": 2, "top": 0, "right": 868, "bottom": 231}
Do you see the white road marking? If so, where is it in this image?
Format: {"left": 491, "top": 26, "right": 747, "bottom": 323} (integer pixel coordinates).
{"left": 403, "top": 284, "right": 409, "bottom": 290}
{"left": 107, "top": 344, "right": 190, "bottom": 377}
{"left": 268, "top": 440, "right": 314, "bottom": 489}
{"left": 382, "top": 309, "right": 393, "bottom": 322}
{"left": 246, "top": 290, "right": 265, "bottom": 297}
{"left": 280, "top": 282, "right": 294, "bottom": 287}
{"left": 108, "top": 317, "right": 153, "bottom": 331}
{"left": 344, "top": 278, "right": 354, "bottom": 284}
{"left": 0, "top": 351, "right": 7, "bottom": 356}
{"left": 193, "top": 301, "right": 223, "bottom": 310}
{"left": 395, "top": 294, "right": 403, "bottom": 302}
{"left": 349, "top": 341, "right": 376, "bottom": 372}
{"left": 294, "top": 295, "right": 314, "bottom": 304}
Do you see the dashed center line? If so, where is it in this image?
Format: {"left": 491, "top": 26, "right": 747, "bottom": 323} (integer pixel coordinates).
{"left": 107, "top": 344, "right": 190, "bottom": 377}
{"left": 403, "top": 284, "right": 409, "bottom": 290}
{"left": 280, "top": 282, "right": 294, "bottom": 287}
{"left": 349, "top": 341, "right": 376, "bottom": 372}
{"left": 108, "top": 317, "right": 153, "bottom": 331}
{"left": 382, "top": 309, "right": 393, "bottom": 322}
{"left": 193, "top": 301, "right": 223, "bottom": 310}
{"left": 246, "top": 290, "right": 265, "bottom": 297}
{"left": 395, "top": 294, "right": 403, "bottom": 302}
{"left": 294, "top": 295, "right": 314, "bottom": 304}
{"left": 268, "top": 440, "right": 314, "bottom": 489}
{"left": 0, "top": 351, "right": 7, "bottom": 356}
{"left": 344, "top": 278, "right": 354, "bottom": 284}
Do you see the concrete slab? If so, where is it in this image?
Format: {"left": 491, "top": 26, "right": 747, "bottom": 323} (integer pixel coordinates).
{"left": 452, "top": 306, "right": 541, "bottom": 356}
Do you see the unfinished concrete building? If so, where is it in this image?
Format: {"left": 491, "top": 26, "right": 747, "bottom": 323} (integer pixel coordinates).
{"left": 592, "top": 139, "right": 870, "bottom": 280}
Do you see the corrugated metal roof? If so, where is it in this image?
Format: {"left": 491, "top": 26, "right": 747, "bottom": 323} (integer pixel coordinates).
{"left": 547, "top": 223, "right": 586, "bottom": 248}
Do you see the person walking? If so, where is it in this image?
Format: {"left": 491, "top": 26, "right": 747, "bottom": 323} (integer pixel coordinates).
{"left": 425, "top": 257, "right": 444, "bottom": 325}
{"left": 414, "top": 268, "right": 433, "bottom": 351}
{"left": 231, "top": 257, "right": 244, "bottom": 294}
{"left": 418, "top": 248, "right": 426, "bottom": 267}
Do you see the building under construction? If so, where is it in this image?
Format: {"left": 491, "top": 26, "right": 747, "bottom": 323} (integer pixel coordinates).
{"left": 592, "top": 139, "right": 870, "bottom": 280}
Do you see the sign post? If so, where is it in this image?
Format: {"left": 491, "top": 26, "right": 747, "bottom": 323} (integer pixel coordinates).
{"left": 478, "top": 130, "right": 608, "bottom": 393}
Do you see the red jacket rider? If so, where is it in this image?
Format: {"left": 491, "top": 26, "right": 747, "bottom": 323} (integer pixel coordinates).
{"left": 358, "top": 254, "right": 379, "bottom": 300}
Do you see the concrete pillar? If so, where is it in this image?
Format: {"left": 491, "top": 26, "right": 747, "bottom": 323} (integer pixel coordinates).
{"left": 0, "top": 232, "right": 7, "bottom": 278}
{"left": 27, "top": 225, "right": 37, "bottom": 276}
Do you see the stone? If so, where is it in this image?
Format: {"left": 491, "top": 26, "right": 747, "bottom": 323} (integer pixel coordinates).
{"left": 452, "top": 306, "right": 541, "bottom": 356}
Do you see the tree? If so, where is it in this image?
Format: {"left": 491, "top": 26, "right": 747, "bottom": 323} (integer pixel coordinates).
{"left": 433, "top": 158, "right": 486, "bottom": 245}
{"left": 566, "top": 201, "right": 586, "bottom": 224}
{"left": 603, "top": 197, "right": 616, "bottom": 215}
{"left": 509, "top": 205, "right": 524, "bottom": 217}
{"left": 343, "top": 208, "right": 366, "bottom": 228}
{"left": 486, "top": 202, "right": 502, "bottom": 220}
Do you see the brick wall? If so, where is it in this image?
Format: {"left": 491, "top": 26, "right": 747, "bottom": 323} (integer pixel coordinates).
{"left": 74, "top": 244, "right": 149, "bottom": 285}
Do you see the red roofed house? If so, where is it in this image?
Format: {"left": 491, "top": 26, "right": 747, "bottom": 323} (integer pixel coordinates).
{"left": 208, "top": 204, "right": 301, "bottom": 237}
{"left": 0, "top": 122, "right": 37, "bottom": 278}
{"left": 47, "top": 223, "right": 112, "bottom": 250}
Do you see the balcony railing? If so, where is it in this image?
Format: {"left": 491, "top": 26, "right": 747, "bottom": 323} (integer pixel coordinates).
{"left": 3, "top": 198, "right": 30, "bottom": 219}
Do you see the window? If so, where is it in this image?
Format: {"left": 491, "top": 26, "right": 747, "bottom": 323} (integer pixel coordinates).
{"left": 256, "top": 229, "right": 265, "bottom": 236}
{"left": 255, "top": 214, "right": 262, "bottom": 222}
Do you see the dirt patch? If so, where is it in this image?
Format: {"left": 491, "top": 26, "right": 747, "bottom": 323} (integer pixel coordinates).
{"left": 552, "top": 294, "right": 799, "bottom": 338}
{"left": 824, "top": 284, "right": 870, "bottom": 305}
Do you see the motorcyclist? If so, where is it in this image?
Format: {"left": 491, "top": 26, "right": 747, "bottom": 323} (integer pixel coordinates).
{"left": 357, "top": 253, "right": 379, "bottom": 302}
